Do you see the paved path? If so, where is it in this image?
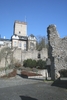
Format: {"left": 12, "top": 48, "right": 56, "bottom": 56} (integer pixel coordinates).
{"left": 0, "top": 75, "right": 44, "bottom": 88}
{"left": 0, "top": 76, "right": 67, "bottom": 100}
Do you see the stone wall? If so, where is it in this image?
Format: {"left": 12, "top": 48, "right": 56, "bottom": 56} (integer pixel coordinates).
{"left": 0, "top": 48, "right": 48, "bottom": 76}
{"left": 13, "top": 48, "right": 48, "bottom": 63}
{"left": 0, "top": 48, "right": 48, "bottom": 68}
{"left": 0, "top": 58, "right": 5, "bottom": 68}
{"left": 47, "top": 24, "right": 67, "bottom": 80}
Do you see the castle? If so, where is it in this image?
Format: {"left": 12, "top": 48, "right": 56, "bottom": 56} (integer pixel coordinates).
{"left": 0, "top": 21, "right": 48, "bottom": 68}
{"left": 0, "top": 21, "right": 36, "bottom": 51}
{"left": 0, "top": 21, "right": 48, "bottom": 76}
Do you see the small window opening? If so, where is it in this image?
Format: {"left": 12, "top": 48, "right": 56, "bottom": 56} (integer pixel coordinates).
{"left": 38, "top": 53, "right": 41, "bottom": 59}
{"left": 19, "top": 31, "right": 21, "bottom": 34}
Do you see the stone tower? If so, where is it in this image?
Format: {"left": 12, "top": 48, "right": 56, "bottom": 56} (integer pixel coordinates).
{"left": 12, "top": 21, "right": 28, "bottom": 50}
{"left": 14, "top": 21, "right": 27, "bottom": 36}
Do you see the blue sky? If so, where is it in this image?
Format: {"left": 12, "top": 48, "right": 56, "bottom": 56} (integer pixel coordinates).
{"left": 0, "top": 0, "right": 67, "bottom": 39}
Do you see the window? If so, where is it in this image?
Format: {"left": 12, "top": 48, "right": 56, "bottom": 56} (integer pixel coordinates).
{"left": 24, "top": 44, "right": 26, "bottom": 47}
{"left": 14, "top": 41, "right": 16, "bottom": 46}
{"left": 19, "top": 43, "right": 22, "bottom": 47}
{"left": 38, "top": 53, "right": 41, "bottom": 59}
{"left": 19, "top": 31, "right": 21, "bottom": 34}
{"left": 30, "top": 42, "right": 34, "bottom": 50}
{"left": 24, "top": 44, "right": 26, "bottom": 50}
{"left": 30, "top": 42, "right": 34, "bottom": 47}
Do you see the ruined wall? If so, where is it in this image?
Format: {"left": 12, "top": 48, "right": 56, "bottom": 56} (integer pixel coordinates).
{"left": 47, "top": 24, "right": 67, "bottom": 80}
{"left": 0, "top": 48, "right": 48, "bottom": 68}
{"left": 13, "top": 48, "right": 48, "bottom": 63}
{"left": 0, "top": 57, "right": 13, "bottom": 76}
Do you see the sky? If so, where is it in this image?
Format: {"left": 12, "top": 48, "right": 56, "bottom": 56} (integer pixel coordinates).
{"left": 0, "top": 0, "right": 67, "bottom": 39}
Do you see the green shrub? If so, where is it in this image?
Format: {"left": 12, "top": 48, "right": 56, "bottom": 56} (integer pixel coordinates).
{"left": 27, "top": 59, "right": 32, "bottom": 68}
{"left": 59, "top": 69, "right": 67, "bottom": 77}
{"left": 23, "top": 59, "right": 46, "bottom": 69}
{"left": 36, "top": 60, "right": 46, "bottom": 69}
{"left": 32, "top": 60, "right": 37, "bottom": 68}
{"left": 23, "top": 60, "right": 27, "bottom": 67}
{"left": 23, "top": 59, "right": 32, "bottom": 68}
{"left": 23, "top": 59, "right": 37, "bottom": 68}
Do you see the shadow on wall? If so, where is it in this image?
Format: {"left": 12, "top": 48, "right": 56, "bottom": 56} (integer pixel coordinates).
{"left": 51, "top": 78, "right": 67, "bottom": 89}
{"left": 20, "top": 96, "right": 38, "bottom": 100}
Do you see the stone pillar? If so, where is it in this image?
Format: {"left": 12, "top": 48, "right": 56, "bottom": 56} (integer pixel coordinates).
{"left": 47, "top": 25, "right": 60, "bottom": 80}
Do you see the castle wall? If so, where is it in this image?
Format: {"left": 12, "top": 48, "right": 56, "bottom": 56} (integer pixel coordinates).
{"left": 13, "top": 48, "right": 48, "bottom": 63}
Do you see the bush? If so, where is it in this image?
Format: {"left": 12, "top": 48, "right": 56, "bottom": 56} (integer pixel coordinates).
{"left": 23, "top": 59, "right": 46, "bottom": 69}
{"left": 23, "top": 59, "right": 31, "bottom": 68}
{"left": 23, "top": 59, "right": 37, "bottom": 68}
{"left": 59, "top": 69, "right": 67, "bottom": 77}
{"left": 32, "top": 60, "right": 37, "bottom": 68}
{"left": 36, "top": 60, "right": 46, "bottom": 69}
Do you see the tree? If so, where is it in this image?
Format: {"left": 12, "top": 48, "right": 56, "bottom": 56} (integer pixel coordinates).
{"left": 36, "top": 36, "right": 48, "bottom": 51}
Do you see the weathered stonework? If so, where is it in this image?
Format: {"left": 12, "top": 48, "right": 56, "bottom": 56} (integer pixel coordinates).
{"left": 13, "top": 48, "right": 48, "bottom": 62}
{"left": 0, "top": 47, "right": 48, "bottom": 76}
{"left": 47, "top": 24, "right": 67, "bottom": 80}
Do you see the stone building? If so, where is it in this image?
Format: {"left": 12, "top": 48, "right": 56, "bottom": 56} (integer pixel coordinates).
{"left": 0, "top": 21, "right": 36, "bottom": 51}
{"left": 47, "top": 24, "right": 67, "bottom": 80}
{"left": 11, "top": 21, "right": 36, "bottom": 50}
{"left": 0, "top": 37, "right": 11, "bottom": 50}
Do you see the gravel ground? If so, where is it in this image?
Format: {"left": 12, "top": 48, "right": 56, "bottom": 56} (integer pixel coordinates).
{"left": 0, "top": 75, "right": 67, "bottom": 100}
{"left": 0, "top": 75, "right": 44, "bottom": 88}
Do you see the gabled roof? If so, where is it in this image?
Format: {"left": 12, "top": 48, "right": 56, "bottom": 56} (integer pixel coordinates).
{"left": 29, "top": 34, "right": 35, "bottom": 37}
{"left": 19, "top": 36, "right": 28, "bottom": 40}
{"left": 28, "top": 34, "right": 36, "bottom": 41}
{"left": 12, "top": 35, "right": 28, "bottom": 41}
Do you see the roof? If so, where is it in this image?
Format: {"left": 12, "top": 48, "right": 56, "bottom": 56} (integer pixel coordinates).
{"left": 0, "top": 38, "right": 11, "bottom": 41}
{"left": 19, "top": 36, "right": 28, "bottom": 40}
{"left": 29, "top": 34, "right": 35, "bottom": 37}
{"left": 12, "top": 35, "right": 28, "bottom": 41}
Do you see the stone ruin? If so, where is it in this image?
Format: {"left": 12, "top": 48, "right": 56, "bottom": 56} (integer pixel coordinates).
{"left": 47, "top": 24, "right": 67, "bottom": 80}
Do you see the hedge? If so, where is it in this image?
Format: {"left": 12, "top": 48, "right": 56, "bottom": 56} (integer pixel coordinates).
{"left": 23, "top": 59, "right": 46, "bottom": 69}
